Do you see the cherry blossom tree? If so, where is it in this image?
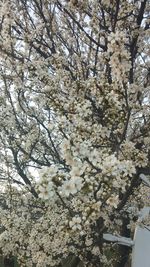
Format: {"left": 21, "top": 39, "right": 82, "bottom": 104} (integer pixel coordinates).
{"left": 0, "top": 0, "right": 149, "bottom": 266}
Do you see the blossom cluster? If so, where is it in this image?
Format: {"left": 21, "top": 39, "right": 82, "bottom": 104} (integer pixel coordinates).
{"left": 0, "top": 0, "right": 149, "bottom": 267}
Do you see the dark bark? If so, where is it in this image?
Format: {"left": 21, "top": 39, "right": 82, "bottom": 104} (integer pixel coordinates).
{"left": 115, "top": 216, "right": 131, "bottom": 267}
{"left": 4, "top": 256, "right": 15, "bottom": 267}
